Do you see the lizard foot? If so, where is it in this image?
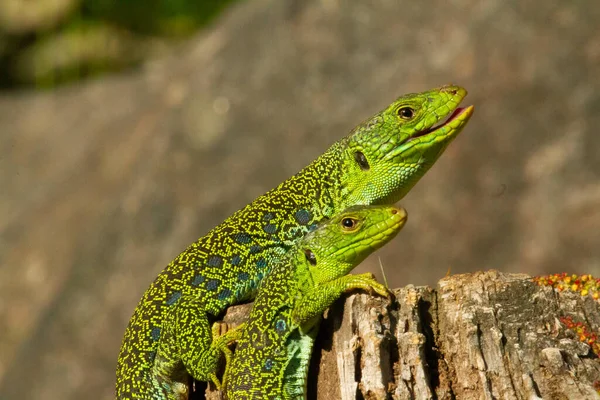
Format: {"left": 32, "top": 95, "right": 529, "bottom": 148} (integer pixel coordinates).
{"left": 345, "top": 273, "right": 392, "bottom": 299}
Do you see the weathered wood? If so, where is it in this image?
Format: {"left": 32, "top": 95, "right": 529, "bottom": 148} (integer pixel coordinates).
{"left": 203, "top": 271, "right": 600, "bottom": 399}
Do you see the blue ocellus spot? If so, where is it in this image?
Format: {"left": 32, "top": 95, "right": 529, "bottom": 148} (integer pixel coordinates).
{"left": 150, "top": 326, "right": 161, "bottom": 341}
{"left": 230, "top": 255, "right": 242, "bottom": 266}
{"left": 166, "top": 291, "right": 182, "bottom": 305}
{"left": 147, "top": 351, "right": 157, "bottom": 363}
{"left": 207, "top": 255, "right": 223, "bottom": 267}
{"left": 275, "top": 319, "right": 286, "bottom": 332}
{"left": 238, "top": 272, "right": 249, "bottom": 281}
{"left": 234, "top": 232, "right": 252, "bottom": 244}
{"left": 249, "top": 245, "right": 261, "bottom": 254}
{"left": 264, "top": 358, "right": 274, "bottom": 371}
{"left": 263, "top": 212, "right": 274, "bottom": 221}
{"left": 192, "top": 275, "right": 205, "bottom": 286}
{"left": 206, "top": 279, "right": 220, "bottom": 291}
{"left": 218, "top": 288, "right": 231, "bottom": 300}
{"left": 263, "top": 223, "right": 277, "bottom": 234}
{"left": 294, "top": 209, "right": 311, "bottom": 225}
{"left": 308, "top": 223, "right": 318, "bottom": 232}
{"left": 256, "top": 258, "right": 267, "bottom": 269}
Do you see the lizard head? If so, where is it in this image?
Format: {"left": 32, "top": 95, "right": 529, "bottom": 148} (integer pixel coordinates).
{"left": 335, "top": 85, "right": 474, "bottom": 208}
{"left": 301, "top": 205, "right": 407, "bottom": 283}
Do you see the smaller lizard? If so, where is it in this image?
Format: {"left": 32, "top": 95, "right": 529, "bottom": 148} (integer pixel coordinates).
{"left": 225, "top": 205, "right": 407, "bottom": 399}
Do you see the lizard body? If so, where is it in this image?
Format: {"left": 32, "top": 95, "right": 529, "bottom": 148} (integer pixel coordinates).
{"left": 225, "top": 205, "right": 407, "bottom": 399}
{"left": 116, "top": 86, "right": 474, "bottom": 399}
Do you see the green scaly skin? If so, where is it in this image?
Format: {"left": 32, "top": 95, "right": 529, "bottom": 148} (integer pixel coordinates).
{"left": 225, "top": 205, "right": 407, "bottom": 399}
{"left": 116, "top": 85, "right": 474, "bottom": 399}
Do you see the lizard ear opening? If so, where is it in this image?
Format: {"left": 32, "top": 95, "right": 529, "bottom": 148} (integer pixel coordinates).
{"left": 354, "top": 151, "right": 370, "bottom": 170}
{"left": 304, "top": 249, "right": 317, "bottom": 266}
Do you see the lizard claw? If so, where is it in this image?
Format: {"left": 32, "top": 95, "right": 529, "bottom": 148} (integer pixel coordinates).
{"left": 368, "top": 281, "right": 391, "bottom": 299}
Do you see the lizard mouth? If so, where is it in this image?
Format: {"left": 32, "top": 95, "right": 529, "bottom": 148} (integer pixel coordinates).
{"left": 404, "top": 105, "right": 474, "bottom": 144}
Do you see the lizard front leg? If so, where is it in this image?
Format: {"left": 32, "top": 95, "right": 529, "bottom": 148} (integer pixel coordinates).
{"left": 291, "top": 273, "right": 390, "bottom": 327}
{"left": 212, "top": 322, "right": 246, "bottom": 390}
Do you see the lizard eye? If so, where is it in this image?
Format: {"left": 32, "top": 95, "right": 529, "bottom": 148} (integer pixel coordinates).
{"left": 354, "top": 151, "right": 370, "bottom": 170}
{"left": 304, "top": 249, "right": 317, "bottom": 266}
{"left": 397, "top": 107, "right": 414, "bottom": 120}
{"left": 341, "top": 217, "right": 358, "bottom": 230}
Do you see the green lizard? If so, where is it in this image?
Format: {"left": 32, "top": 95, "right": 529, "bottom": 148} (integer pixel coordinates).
{"left": 225, "top": 205, "right": 407, "bottom": 399}
{"left": 116, "top": 85, "right": 474, "bottom": 399}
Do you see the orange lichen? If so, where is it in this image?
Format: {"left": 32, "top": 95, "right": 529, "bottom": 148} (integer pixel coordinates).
{"left": 537, "top": 274, "right": 600, "bottom": 392}
{"left": 559, "top": 316, "right": 600, "bottom": 355}
{"left": 534, "top": 273, "right": 600, "bottom": 301}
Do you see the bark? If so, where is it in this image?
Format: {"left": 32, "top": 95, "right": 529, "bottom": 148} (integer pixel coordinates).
{"left": 203, "top": 271, "right": 600, "bottom": 400}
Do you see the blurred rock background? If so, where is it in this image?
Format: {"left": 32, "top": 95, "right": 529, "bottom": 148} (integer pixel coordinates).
{"left": 0, "top": 0, "right": 236, "bottom": 88}
{"left": 0, "top": 0, "right": 598, "bottom": 399}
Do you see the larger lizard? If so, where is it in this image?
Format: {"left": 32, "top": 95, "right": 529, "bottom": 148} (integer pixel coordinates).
{"left": 116, "top": 85, "right": 474, "bottom": 399}
{"left": 226, "top": 205, "right": 407, "bottom": 399}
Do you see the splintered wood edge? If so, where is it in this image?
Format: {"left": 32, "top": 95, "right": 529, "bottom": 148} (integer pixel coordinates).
{"left": 202, "top": 270, "right": 600, "bottom": 400}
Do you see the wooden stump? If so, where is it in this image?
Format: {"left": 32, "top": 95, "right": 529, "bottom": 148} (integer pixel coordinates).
{"left": 202, "top": 271, "right": 600, "bottom": 399}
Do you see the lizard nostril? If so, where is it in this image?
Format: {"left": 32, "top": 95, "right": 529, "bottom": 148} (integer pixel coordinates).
{"left": 391, "top": 209, "right": 398, "bottom": 215}
{"left": 441, "top": 85, "right": 458, "bottom": 95}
